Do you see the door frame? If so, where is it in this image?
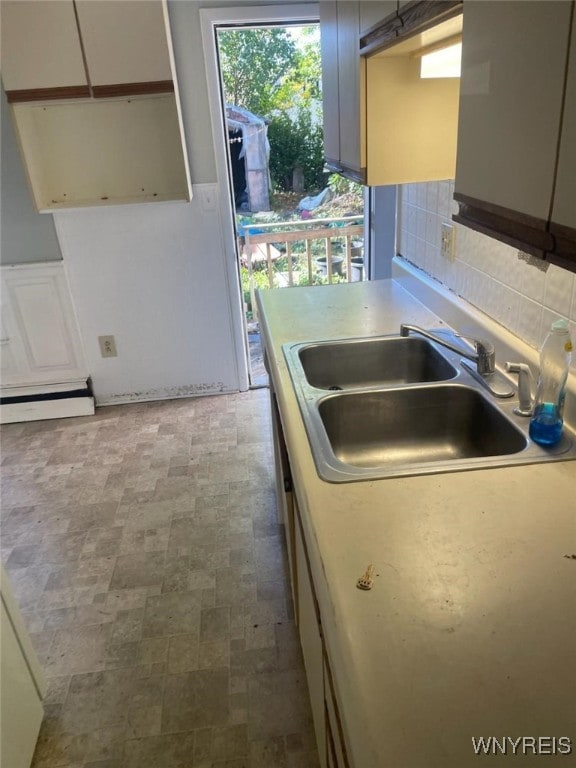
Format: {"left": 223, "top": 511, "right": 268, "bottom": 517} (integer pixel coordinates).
{"left": 200, "top": 4, "right": 319, "bottom": 389}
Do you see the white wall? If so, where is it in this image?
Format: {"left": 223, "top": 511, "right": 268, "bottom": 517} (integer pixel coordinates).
{"left": 1, "top": 89, "right": 62, "bottom": 265}
{"left": 397, "top": 181, "right": 576, "bottom": 369}
{"left": 54, "top": 189, "right": 241, "bottom": 405}
{"left": 46, "top": 0, "right": 316, "bottom": 405}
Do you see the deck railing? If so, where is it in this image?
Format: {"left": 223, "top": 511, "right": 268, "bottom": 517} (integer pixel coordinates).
{"left": 239, "top": 214, "right": 365, "bottom": 319}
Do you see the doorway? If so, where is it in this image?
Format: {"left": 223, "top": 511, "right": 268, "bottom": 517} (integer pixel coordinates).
{"left": 200, "top": 4, "right": 394, "bottom": 388}
{"left": 201, "top": 5, "right": 319, "bottom": 389}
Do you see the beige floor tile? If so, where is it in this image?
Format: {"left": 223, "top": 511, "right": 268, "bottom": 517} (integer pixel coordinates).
{"left": 162, "top": 668, "right": 230, "bottom": 732}
{"left": 1, "top": 392, "right": 318, "bottom": 767}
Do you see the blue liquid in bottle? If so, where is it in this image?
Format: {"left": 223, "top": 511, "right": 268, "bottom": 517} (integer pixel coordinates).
{"left": 529, "top": 402, "right": 563, "bottom": 446}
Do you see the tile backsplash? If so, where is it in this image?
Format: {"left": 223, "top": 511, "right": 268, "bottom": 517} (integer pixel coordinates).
{"left": 397, "top": 181, "right": 576, "bottom": 364}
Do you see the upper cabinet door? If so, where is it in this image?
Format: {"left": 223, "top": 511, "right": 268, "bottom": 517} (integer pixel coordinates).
{"left": 320, "top": 1, "right": 340, "bottom": 169}
{"left": 360, "top": 1, "right": 398, "bottom": 35}
{"left": 74, "top": 0, "right": 173, "bottom": 92}
{"left": 550, "top": 10, "right": 576, "bottom": 253}
{"left": 337, "top": 2, "right": 364, "bottom": 175}
{"left": 455, "top": 1, "right": 572, "bottom": 222}
{"left": 0, "top": 1, "right": 88, "bottom": 98}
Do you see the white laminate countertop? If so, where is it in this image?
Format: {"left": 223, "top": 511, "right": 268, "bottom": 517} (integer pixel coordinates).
{"left": 257, "top": 276, "right": 576, "bottom": 767}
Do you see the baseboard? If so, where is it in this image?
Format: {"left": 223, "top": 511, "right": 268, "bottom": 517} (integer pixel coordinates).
{"left": 95, "top": 384, "right": 240, "bottom": 407}
{"left": 1, "top": 397, "right": 95, "bottom": 424}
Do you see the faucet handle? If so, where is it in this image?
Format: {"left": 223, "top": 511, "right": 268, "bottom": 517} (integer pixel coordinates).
{"left": 505, "top": 362, "right": 534, "bottom": 416}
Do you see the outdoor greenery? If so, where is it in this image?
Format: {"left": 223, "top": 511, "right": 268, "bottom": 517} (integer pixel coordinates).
{"left": 327, "top": 173, "right": 364, "bottom": 197}
{"left": 240, "top": 257, "right": 347, "bottom": 318}
{"left": 218, "top": 26, "right": 325, "bottom": 195}
{"left": 267, "top": 112, "right": 325, "bottom": 192}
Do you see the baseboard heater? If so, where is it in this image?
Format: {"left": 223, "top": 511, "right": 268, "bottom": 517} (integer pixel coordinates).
{"left": 0, "top": 381, "right": 95, "bottom": 424}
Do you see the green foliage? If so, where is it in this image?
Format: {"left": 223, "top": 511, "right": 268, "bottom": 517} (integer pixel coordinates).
{"left": 274, "top": 29, "right": 322, "bottom": 110}
{"left": 327, "top": 174, "right": 364, "bottom": 197}
{"left": 218, "top": 27, "right": 321, "bottom": 117}
{"left": 241, "top": 252, "right": 347, "bottom": 317}
{"left": 268, "top": 111, "right": 325, "bottom": 192}
{"left": 219, "top": 26, "right": 324, "bottom": 197}
{"left": 218, "top": 28, "right": 297, "bottom": 116}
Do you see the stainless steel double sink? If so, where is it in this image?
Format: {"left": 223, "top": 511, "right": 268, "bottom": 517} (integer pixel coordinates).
{"left": 283, "top": 334, "right": 576, "bottom": 482}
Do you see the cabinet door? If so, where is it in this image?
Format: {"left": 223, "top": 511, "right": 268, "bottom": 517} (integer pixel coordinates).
{"left": 337, "top": 2, "right": 364, "bottom": 177}
{"left": 1, "top": 1, "right": 88, "bottom": 99}
{"left": 75, "top": 0, "right": 173, "bottom": 94}
{"left": 0, "top": 599, "right": 44, "bottom": 768}
{"left": 325, "top": 658, "right": 349, "bottom": 768}
{"left": 320, "top": 1, "right": 341, "bottom": 169}
{"left": 359, "top": 1, "right": 398, "bottom": 35}
{"left": 550, "top": 9, "right": 576, "bottom": 259}
{"left": 0, "top": 263, "right": 89, "bottom": 388}
{"left": 295, "top": 506, "right": 327, "bottom": 768}
{"left": 455, "top": 1, "right": 571, "bottom": 221}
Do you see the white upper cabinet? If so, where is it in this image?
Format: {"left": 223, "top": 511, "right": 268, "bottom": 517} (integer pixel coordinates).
{"left": 0, "top": 1, "right": 88, "bottom": 95}
{"left": 360, "top": 1, "right": 398, "bottom": 34}
{"left": 455, "top": 1, "right": 571, "bottom": 221}
{"left": 320, "top": 1, "right": 340, "bottom": 173}
{"left": 1, "top": 0, "right": 191, "bottom": 210}
{"left": 320, "top": 0, "right": 366, "bottom": 181}
{"left": 322, "top": 0, "right": 462, "bottom": 185}
{"left": 320, "top": 0, "right": 397, "bottom": 182}
{"left": 337, "top": 1, "right": 366, "bottom": 177}
{"left": 366, "top": 11, "right": 461, "bottom": 185}
{"left": 551, "top": 10, "right": 576, "bottom": 235}
{"left": 74, "top": 1, "right": 173, "bottom": 90}
{"left": 454, "top": 0, "right": 576, "bottom": 270}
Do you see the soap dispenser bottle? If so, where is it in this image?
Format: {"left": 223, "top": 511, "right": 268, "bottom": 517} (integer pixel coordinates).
{"left": 529, "top": 319, "right": 573, "bottom": 446}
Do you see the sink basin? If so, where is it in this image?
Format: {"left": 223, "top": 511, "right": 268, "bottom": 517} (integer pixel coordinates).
{"left": 318, "top": 385, "right": 527, "bottom": 469}
{"left": 298, "top": 336, "right": 456, "bottom": 390}
{"left": 283, "top": 333, "right": 576, "bottom": 482}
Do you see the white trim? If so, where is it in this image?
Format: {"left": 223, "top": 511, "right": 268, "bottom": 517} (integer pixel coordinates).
{"left": 199, "top": 4, "right": 319, "bottom": 390}
{"left": 1, "top": 379, "right": 89, "bottom": 398}
{"left": 95, "top": 384, "right": 238, "bottom": 407}
{"left": 1, "top": 397, "right": 95, "bottom": 424}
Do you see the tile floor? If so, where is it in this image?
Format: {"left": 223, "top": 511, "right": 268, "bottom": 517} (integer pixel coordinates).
{"left": 0, "top": 390, "right": 319, "bottom": 768}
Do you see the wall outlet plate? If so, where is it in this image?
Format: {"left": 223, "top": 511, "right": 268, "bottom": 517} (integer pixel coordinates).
{"left": 98, "top": 335, "right": 117, "bottom": 358}
{"left": 441, "top": 222, "right": 455, "bottom": 261}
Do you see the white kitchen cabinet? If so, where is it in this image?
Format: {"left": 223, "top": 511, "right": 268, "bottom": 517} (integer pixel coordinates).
{"left": 295, "top": 504, "right": 327, "bottom": 768}
{"left": 12, "top": 94, "right": 190, "bottom": 211}
{"left": 0, "top": 1, "right": 88, "bottom": 98}
{"left": 0, "top": 262, "right": 94, "bottom": 423}
{"left": 74, "top": 0, "right": 173, "bottom": 94}
{"left": 322, "top": 0, "right": 462, "bottom": 185}
{"left": 359, "top": 2, "right": 398, "bottom": 40}
{"left": 269, "top": 386, "right": 298, "bottom": 613}
{"left": 324, "top": 659, "right": 349, "bottom": 768}
{"left": 321, "top": 1, "right": 397, "bottom": 182}
{"left": 453, "top": 0, "right": 574, "bottom": 267}
{"left": 549, "top": 10, "right": 576, "bottom": 267}
{"left": 1, "top": 565, "right": 46, "bottom": 768}
{"left": 321, "top": 0, "right": 363, "bottom": 178}
{"left": 2, "top": 0, "right": 191, "bottom": 210}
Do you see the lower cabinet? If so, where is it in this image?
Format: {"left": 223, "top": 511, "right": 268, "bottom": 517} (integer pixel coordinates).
{"left": 295, "top": 510, "right": 327, "bottom": 768}
{"left": 1, "top": 565, "right": 46, "bottom": 768}
{"left": 270, "top": 384, "right": 350, "bottom": 766}
{"left": 0, "top": 261, "right": 94, "bottom": 422}
{"left": 294, "top": 500, "right": 351, "bottom": 768}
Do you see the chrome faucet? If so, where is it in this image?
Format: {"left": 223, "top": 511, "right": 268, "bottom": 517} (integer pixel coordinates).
{"left": 400, "top": 323, "right": 495, "bottom": 374}
{"left": 505, "top": 362, "right": 534, "bottom": 416}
